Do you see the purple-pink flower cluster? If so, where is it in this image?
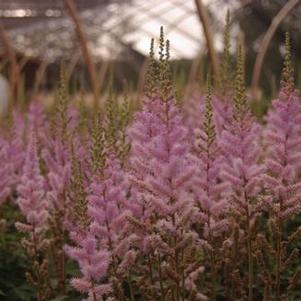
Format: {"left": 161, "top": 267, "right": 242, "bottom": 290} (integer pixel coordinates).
{"left": 1, "top": 33, "right": 301, "bottom": 301}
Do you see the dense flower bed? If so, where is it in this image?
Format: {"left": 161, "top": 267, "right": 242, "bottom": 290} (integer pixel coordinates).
{"left": 0, "top": 31, "right": 301, "bottom": 301}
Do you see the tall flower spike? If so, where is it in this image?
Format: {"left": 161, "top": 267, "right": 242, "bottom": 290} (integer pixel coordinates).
{"left": 86, "top": 155, "right": 131, "bottom": 300}
{"left": 90, "top": 112, "right": 106, "bottom": 173}
{"left": 16, "top": 131, "right": 51, "bottom": 301}
{"left": 280, "top": 32, "right": 294, "bottom": 95}
{"left": 219, "top": 46, "right": 264, "bottom": 299}
{"left": 159, "top": 27, "right": 173, "bottom": 102}
{"left": 127, "top": 67, "right": 202, "bottom": 298}
{"left": 145, "top": 38, "right": 158, "bottom": 99}
{"left": 262, "top": 35, "right": 301, "bottom": 298}
{"left": 220, "top": 10, "right": 232, "bottom": 92}
{"left": 54, "top": 66, "right": 69, "bottom": 142}
{"left": 193, "top": 75, "right": 229, "bottom": 299}
{"left": 203, "top": 75, "right": 216, "bottom": 144}
{"left": 17, "top": 132, "right": 48, "bottom": 231}
{"left": 159, "top": 26, "right": 165, "bottom": 64}
{"left": 69, "top": 147, "right": 89, "bottom": 231}
{"left": 233, "top": 45, "right": 248, "bottom": 121}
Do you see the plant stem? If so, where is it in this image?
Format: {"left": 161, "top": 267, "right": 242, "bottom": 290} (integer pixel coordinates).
{"left": 128, "top": 272, "right": 135, "bottom": 301}
{"left": 210, "top": 243, "right": 217, "bottom": 301}
{"left": 181, "top": 249, "right": 185, "bottom": 301}
{"left": 275, "top": 208, "right": 283, "bottom": 301}
{"left": 246, "top": 207, "right": 253, "bottom": 301}
{"left": 231, "top": 223, "right": 238, "bottom": 300}
{"left": 157, "top": 254, "right": 165, "bottom": 301}
{"left": 91, "top": 281, "right": 98, "bottom": 301}
{"left": 148, "top": 254, "right": 155, "bottom": 299}
{"left": 32, "top": 229, "right": 43, "bottom": 301}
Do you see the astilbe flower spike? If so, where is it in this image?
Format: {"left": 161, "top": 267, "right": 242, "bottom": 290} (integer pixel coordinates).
{"left": 261, "top": 33, "right": 301, "bottom": 300}
{"left": 219, "top": 46, "right": 264, "bottom": 301}
{"left": 65, "top": 229, "right": 112, "bottom": 301}
{"left": 15, "top": 131, "right": 50, "bottom": 301}
{"left": 41, "top": 71, "right": 81, "bottom": 294}
{"left": 126, "top": 30, "right": 207, "bottom": 300}
{"left": 65, "top": 114, "right": 131, "bottom": 301}
{"left": 65, "top": 147, "right": 113, "bottom": 301}
{"left": 87, "top": 155, "right": 132, "bottom": 300}
{"left": 4, "top": 25, "right": 301, "bottom": 301}
{"left": 192, "top": 77, "right": 230, "bottom": 299}
{"left": 16, "top": 132, "right": 48, "bottom": 234}
{"left": 126, "top": 98, "right": 164, "bottom": 218}
{"left": 128, "top": 95, "right": 204, "bottom": 300}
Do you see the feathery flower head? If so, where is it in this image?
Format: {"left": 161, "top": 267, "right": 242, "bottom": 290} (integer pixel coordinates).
{"left": 88, "top": 155, "right": 129, "bottom": 245}
{"left": 17, "top": 132, "right": 48, "bottom": 232}
{"left": 65, "top": 232, "right": 112, "bottom": 300}
{"left": 193, "top": 78, "right": 229, "bottom": 233}
{"left": 263, "top": 34, "right": 301, "bottom": 213}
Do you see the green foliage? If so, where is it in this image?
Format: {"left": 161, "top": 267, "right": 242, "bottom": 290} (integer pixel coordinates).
{"left": 0, "top": 205, "right": 34, "bottom": 301}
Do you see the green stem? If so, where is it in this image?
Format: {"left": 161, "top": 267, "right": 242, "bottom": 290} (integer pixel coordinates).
{"left": 207, "top": 215, "right": 216, "bottom": 301}
{"left": 128, "top": 272, "right": 135, "bottom": 301}
{"left": 157, "top": 254, "right": 165, "bottom": 301}
{"left": 91, "top": 281, "right": 98, "bottom": 301}
{"left": 181, "top": 249, "right": 185, "bottom": 301}
{"left": 244, "top": 188, "right": 253, "bottom": 301}
{"left": 247, "top": 211, "right": 253, "bottom": 301}
{"left": 148, "top": 254, "right": 155, "bottom": 299}
{"left": 275, "top": 213, "right": 282, "bottom": 301}
{"left": 32, "top": 229, "right": 43, "bottom": 301}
